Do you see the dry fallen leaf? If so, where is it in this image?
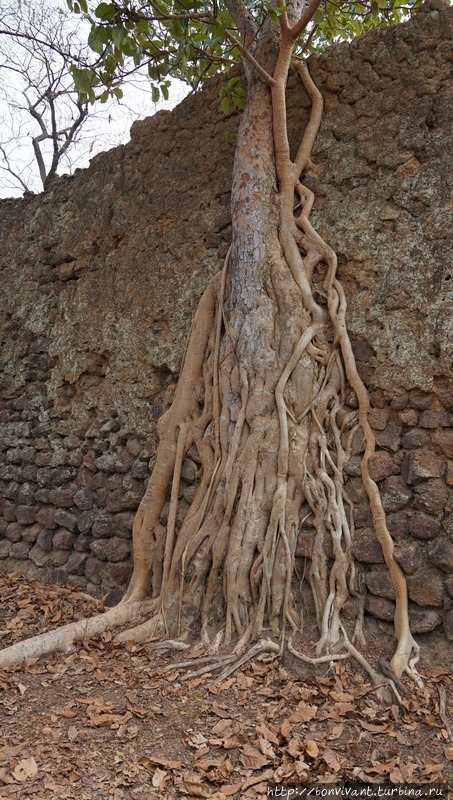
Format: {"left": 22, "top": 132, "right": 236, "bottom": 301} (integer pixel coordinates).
{"left": 305, "top": 739, "right": 319, "bottom": 758}
{"left": 321, "top": 748, "right": 341, "bottom": 772}
{"left": 239, "top": 743, "right": 270, "bottom": 770}
{"left": 152, "top": 767, "right": 167, "bottom": 788}
{"left": 445, "top": 745, "right": 453, "bottom": 761}
{"left": 12, "top": 756, "right": 38, "bottom": 783}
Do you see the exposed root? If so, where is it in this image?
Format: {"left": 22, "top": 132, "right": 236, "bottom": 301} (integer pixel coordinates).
{"left": 0, "top": 20, "right": 420, "bottom": 691}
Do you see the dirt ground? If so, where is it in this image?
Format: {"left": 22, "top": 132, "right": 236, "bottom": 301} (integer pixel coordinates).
{"left": 0, "top": 574, "right": 451, "bottom": 799}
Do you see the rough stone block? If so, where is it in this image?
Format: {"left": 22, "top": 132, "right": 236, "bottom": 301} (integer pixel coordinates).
{"left": 419, "top": 411, "right": 452, "bottom": 429}
{"left": 432, "top": 429, "right": 453, "bottom": 459}
{"left": 352, "top": 528, "right": 385, "bottom": 564}
{"left": 21, "top": 523, "right": 42, "bottom": 544}
{"left": 111, "top": 512, "right": 135, "bottom": 538}
{"left": 74, "top": 487, "right": 97, "bottom": 511}
{"left": 365, "top": 567, "right": 395, "bottom": 599}
{"left": 394, "top": 542, "right": 423, "bottom": 574}
{"left": 90, "top": 537, "right": 131, "bottom": 563}
{"left": 49, "top": 487, "right": 76, "bottom": 507}
{"left": 409, "top": 513, "right": 440, "bottom": 539}
{"left": 368, "top": 451, "right": 399, "bottom": 482}
{"left": 368, "top": 408, "right": 390, "bottom": 430}
{"left": 381, "top": 476, "right": 412, "bottom": 512}
{"left": 402, "top": 449, "right": 445, "bottom": 485}
{"left": 92, "top": 514, "right": 113, "bottom": 538}
{"left": 85, "top": 556, "right": 102, "bottom": 584}
{"left": 0, "top": 539, "right": 11, "bottom": 558}
{"left": 35, "top": 507, "right": 57, "bottom": 529}
{"left": 65, "top": 551, "right": 88, "bottom": 574}
{"left": 53, "top": 529, "right": 77, "bottom": 549}
{"left": 407, "top": 568, "right": 445, "bottom": 607}
{"left": 29, "top": 543, "right": 51, "bottom": 567}
{"left": 412, "top": 479, "right": 448, "bottom": 516}
{"left": 37, "top": 529, "right": 54, "bottom": 551}
{"left": 428, "top": 540, "right": 453, "bottom": 574}
{"left": 53, "top": 509, "right": 78, "bottom": 532}
{"left": 77, "top": 510, "right": 96, "bottom": 534}
{"left": 15, "top": 505, "right": 36, "bottom": 525}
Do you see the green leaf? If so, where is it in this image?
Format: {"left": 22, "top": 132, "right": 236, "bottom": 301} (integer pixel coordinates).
{"left": 220, "top": 96, "right": 230, "bottom": 116}
{"left": 72, "top": 67, "right": 93, "bottom": 95}
{"left": 152, "top": 85, "right": 160, "bottom": 103}
{"left": 95, "top": 2, "right": 116, "bottom": 20}
{"left": 88, "top": 28, "right": 105, "bottom": 55}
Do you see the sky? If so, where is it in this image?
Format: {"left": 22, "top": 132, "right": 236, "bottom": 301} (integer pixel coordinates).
{"left": 0, "top": 0, "right": 187, "bottom": 198}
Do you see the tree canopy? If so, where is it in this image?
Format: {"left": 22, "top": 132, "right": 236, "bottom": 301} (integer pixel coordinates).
{"left": 68, "top": 0, "right": 422, "bottom": 106}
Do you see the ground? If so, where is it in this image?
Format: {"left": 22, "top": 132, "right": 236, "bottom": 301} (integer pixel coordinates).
{"left": 0, "top": 574, "right": 451, "bottom": 800}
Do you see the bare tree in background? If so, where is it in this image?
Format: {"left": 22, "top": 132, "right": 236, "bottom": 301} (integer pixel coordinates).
{"left": 0, "top": 0, "right": 157, "bottom": 195}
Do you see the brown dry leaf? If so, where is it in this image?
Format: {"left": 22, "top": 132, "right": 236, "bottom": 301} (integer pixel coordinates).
{"left": 445, "top": 745, "right": 453, "bottom": 761}
{"left": 211, "top": 719, "right": 235, "bottom": 735}
{"left": 321, "top": 748, "right": 341, "bottom": 772}
{"left": 174, "top": 774, "right": 212, "bottom": 797}
{"left": 67, "top": 726, "right": 78, "bottom": 742}
{"left": 0, "top": 767, "right": 14, "bottom": 785}
{"left": 196, "top": 756, "right": 228, "bottom": 771}
{"left": 222, "top": 732, "right": 246, "bottom": 749}
{"left": 139, "top": 755, "right": 182, "bottom": 771}
{"left": 12, "top": 756, "right": 38, "bottom": 783}
{"left": 221, "top": 784, "right": 242, "bottom": 796}
{"left": 152, "top": 767, "right": 168, "bottom": 788}
{"left": 258, "top": 737, "right": 276, "bottom": 759}
{"left": 52, "top": 703, "right": 78, "bottom": 718}
{"left": 126, "top": 702, "right": 149, "bottom": 719}
{"left": 334, "top": 702, "right": 356, "bottom": 716}
{"left": 305, "top": 739, "right": 319, "bottom": 758}
{"left": 280, "top": 717, "right": 293, "bottom": 740}
{"left": 16, "top": 683, "right": 27, "bottom": 696}
{"left": 360, "top": 720, "right": 391, "bottom": 734}
{"left": 328, "top": 723, "right": 344, "bottom": 740}
{"left": 212, "top": 701, "right": 236, "bottom": 719}
{"left": 239, "top": 743, "right": 270, "bottom": 770}
{"left": 389, "top": 766, "right": 405, "bottom": 784}
{"left": 420, "top": 758, "right": 445, "bottom": 777}
{"left": 295, "top": 758, "right": 310, "bottom": 779}
{"left": 287, "top": 737, "right": 304, "bottom": 757}
{"left": 256, "top": 723, "right": 280, "bottom": 746}
{"left": 241, "top": 769, "right": 274, "bottom": 790}
{"left": 288, "top": 704, "right": 318, "bottom": 725}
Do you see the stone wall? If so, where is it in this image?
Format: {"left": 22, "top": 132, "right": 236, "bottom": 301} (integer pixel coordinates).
{"left": 0, "top": 2, "right": 452, "bottom": 640}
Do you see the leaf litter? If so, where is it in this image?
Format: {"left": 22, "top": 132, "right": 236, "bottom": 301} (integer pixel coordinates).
{"left": 0, "top": 574, "right": 451, "bottom": 799}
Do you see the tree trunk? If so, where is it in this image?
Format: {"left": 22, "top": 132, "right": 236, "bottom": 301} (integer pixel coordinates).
{"left": 0, "top": 10, "right": 421, "bottom": 686}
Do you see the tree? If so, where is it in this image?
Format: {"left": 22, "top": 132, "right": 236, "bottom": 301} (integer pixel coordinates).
{"left": 0, "top": 0, "right": 153, "bottom": 195}
{"left": 0, "top": 0, "right": 423, "bottom": 691}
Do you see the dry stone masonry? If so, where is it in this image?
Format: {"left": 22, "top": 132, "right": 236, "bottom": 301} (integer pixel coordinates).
{"left": 0, "top": 2, "right": 452, "bottom": 642}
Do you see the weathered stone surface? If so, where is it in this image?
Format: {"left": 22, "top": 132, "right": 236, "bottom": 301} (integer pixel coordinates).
{"left": 352, "top": 528, "right": 385, "bottom": 564}
{"left": 90, "top": 537, "right": 131, "bottom": 562}
{"left": 65, "top": 551, "right": 88, "bottom": 574}
{"left": 37, "top": 529, "right": 54, "bottom": 551}
{"left": 381, "top": 476, "right": 412, "bottom": 512}
{"left": 368, "top": 451, "right": 399, "bottom": 482}
{"left": 409, "top": 513, "right": 441, "bottom": 539}
{"left": 15, "top": 505, "right": 36, "bottom": 525}
{"left": 412, "top": 479, "right": 448, "bottom": 516}
{"left": 53, "top": 509, "right": 78, "bottom": 532}
{"left": 428, "top": 540, "right": 453, "bottom": 573}
{"left": 401, "top": 449, "right": 445, "bottom": 484}
{"left": 432, "top": 428, "right": 453, "bottom": 459}
{"left": 407, "top": 568, "right": 445, "bottom": 607}
{"left": 29, "top": 544, "right": 51, "bottom": 567}
{"left": 365, "top": 567, "right": 396, "bottom": 600}
{"left": 21, "top": 523, "right": 43, "bottom": 544}
{"left": 394, "top": 541, "right": 423, "bottom": 574}
{"left": 444, "top": 609, "right": 453, "bottom": 641}
{"left": 52, "top": 529, "right": 77, "bottom": 549}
